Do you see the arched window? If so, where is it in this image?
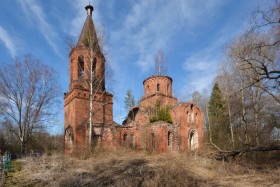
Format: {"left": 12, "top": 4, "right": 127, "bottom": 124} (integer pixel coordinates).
{"left": 191, "top": 104, "right": 194, "bottom": 110}
{"left": 91, "top": 57, "right": 96, "bottom": 77}
{"left": 157, "top": 83, "right": 160, "bottom": 92}
{"left": 78, "top": 55, "right": 84, "bottom": 77}
{"left": 195, "top": 113, "right": 198, "bottom": 124}
{"left": 123, "top": 134, "right": 127, "bottom": 141}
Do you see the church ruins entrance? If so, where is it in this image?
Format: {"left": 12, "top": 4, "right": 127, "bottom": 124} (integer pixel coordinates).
{"left": 65, "top": 127, "right": 74, "bottom": 154}
{"left": 189, "top": 129, "right": 199, "bottom": 150}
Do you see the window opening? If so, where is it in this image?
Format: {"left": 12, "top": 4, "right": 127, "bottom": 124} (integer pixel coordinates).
{"left": 168, "top": 131, "right": 172, "bottom": 146}
{"left": 157, "top": 84, "right": 160, "bottom": 92}
{"left": 78, "top": 56, "right": 84, "bottom": 77}
{"left": 151, "top": 133, "right": 155, "bottom": 151}
{"left": 91, "top": 57, "right": 96, "bottom": 77}
{"left": 130, "top": 134, "right": 135, "bottom": 149}
{"left": 187, "top": 111, "right": 191, "bottom": 123}
{"left": 123, "top": 134, "right": 128, "bottom": 147}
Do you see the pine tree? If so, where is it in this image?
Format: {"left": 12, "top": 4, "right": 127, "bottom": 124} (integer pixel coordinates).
{"left": 150, "top": 100, "right": 173, "bottom": 123}
{"left": 208, "top": 83, "right": 227, "bottom": 116}
{"left": 208, "top": 83, "right": 230, "bottom": 149}
{"left": 124, "top": 89, "right": 135, "bottom": 112}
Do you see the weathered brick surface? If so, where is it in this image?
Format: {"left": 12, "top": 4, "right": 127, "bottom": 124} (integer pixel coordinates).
{"left": 64, "top": 26, "right": 113, "bottom": 155}
{"left": 64, "top": 5, "right": 204, "bottom": 156}
{"left": 117, "top": 75, "right": 204, "bottom": 153}
{"left": 140, "top": 76, "right": 177, "bottom": 108}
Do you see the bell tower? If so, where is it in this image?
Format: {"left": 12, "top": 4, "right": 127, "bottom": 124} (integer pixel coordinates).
{"left": 69, "top": 4, "right": 105, "bottom": 93}
{"left": 64, "top": 4, "right": 113, "bottom": 155}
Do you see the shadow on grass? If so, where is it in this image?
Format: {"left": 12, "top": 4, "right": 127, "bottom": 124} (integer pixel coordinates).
{"left": 59, "top": 157, "right": 206, "bottom": 187}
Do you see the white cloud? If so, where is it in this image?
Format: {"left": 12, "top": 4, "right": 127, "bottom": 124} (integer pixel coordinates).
{"left": 183, "top": 57, "right": 213, "bottom": 71}
{"left": 109, "top": 0, "right": 226, "bottom": 72}
{"left": 176, "top": 72, "right": 216, "bottom": 102}
{"left": 19, "top": 0, "right": 62, "bottom": 59}
{"left": 0, "top": 26, "right": 16, "bottom": 57}
{"left": 189, "top": 73, "right": 217, "bottom": 92}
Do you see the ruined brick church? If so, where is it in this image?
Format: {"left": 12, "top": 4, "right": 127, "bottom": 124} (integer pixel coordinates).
{"left": 64, "top": 5, "right": 204, "bottom": 155}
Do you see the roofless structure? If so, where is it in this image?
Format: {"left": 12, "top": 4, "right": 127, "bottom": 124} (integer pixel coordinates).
{"left": 64, "top": 4, "right": 204, "bottom": 156}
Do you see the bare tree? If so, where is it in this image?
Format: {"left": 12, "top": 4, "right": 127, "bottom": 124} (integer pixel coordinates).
{"left": 207, "top": 0, "right": 280, "bottom": 159}
{"left": 0, "top": 56, "right": 60, "bottom": 153}
{"left": 191, "top": 91, "right": 201, "bottom": 106}
{"left": 244, "top": 0, "right": 280, "bottom": 103}
{"left": 154, "top": 48, "right": 167, "bottom": 76}
{"left": 230, "top": 34, "right": 279, "bottom": 103}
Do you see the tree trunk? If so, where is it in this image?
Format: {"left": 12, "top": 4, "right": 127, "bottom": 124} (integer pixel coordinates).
{"left": 216, "top": 145, "right": 280, "bottom": 160}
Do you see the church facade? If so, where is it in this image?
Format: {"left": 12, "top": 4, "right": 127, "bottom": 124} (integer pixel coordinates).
{"left": 64, "top": 5, "right": 204, "bottom": 156}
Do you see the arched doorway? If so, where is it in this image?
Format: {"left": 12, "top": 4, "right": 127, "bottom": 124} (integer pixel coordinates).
{"left": 189, "top": 129, "right": 199, "bottom": 150}
{"left": 65, "top": 127, "right": 74, "bottom": 154}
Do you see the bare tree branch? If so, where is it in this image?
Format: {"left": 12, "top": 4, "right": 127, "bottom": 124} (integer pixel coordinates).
{"left": 0, "top": 55, "right": 60, "bottom": 153}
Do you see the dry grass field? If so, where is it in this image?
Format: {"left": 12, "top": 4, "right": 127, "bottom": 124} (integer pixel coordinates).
{"left": 2, "top": 150, "right": 280, "bottom": 187}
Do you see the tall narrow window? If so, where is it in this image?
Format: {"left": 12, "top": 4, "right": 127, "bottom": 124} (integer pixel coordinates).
{"left": 168, "top": 131, "right": 173, "bottom": 150}
{"left": 151, "top": 133, "right": 155, "bottom": 151}
{"left": 123, "top": 134, "right": 127, "bottom": 141}
{"left": 147, "top": 85, "right": 150, "bottom": 94}
{"left": 130, "top": 134, "right": 135, "bottom": 149}
{"left": 157, "top": 83, "right": 160, "bottom": 92}
{"left": 195, "top": 113, "right": 198, "bottom": 124}
{"left": 78, "top": 55, "right": 84, "bottom": 77}
{"left": 91, "top": 57, "right": 96, "bottom": 77}
{"left": 123, "top": 134, "right": 128, "bottom": 147}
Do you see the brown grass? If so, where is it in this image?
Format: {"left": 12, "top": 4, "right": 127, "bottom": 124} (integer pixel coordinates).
{"left": 3, "top": 149, "right": 280, "bottom": 187}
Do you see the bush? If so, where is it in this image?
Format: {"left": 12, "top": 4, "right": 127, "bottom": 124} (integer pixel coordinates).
{"left": 150, "top": 107, "right": 172, "bottom": 123}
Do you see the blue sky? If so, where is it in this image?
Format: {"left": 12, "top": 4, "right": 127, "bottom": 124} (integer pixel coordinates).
{"left": 0, "top": 0, "right": 265, "bottom": 133}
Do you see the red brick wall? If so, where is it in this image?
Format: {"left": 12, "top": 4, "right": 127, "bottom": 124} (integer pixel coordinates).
{"left": 64, "top": 45, "right": 113, "bottom": 155}
{"left": 143, "top": 76, "right": 173, "bottom": 97}
{"left": 69, "top": 47, "right": 105, "bottom": 92}
{"left": 140, "top": 75, "right": 177, "bottom": 108}
{"left": 171, "top": 103, "right": 204, "bottom": 151}
{"left": 117, "top": 122, "right": 178, "bottom": 153}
